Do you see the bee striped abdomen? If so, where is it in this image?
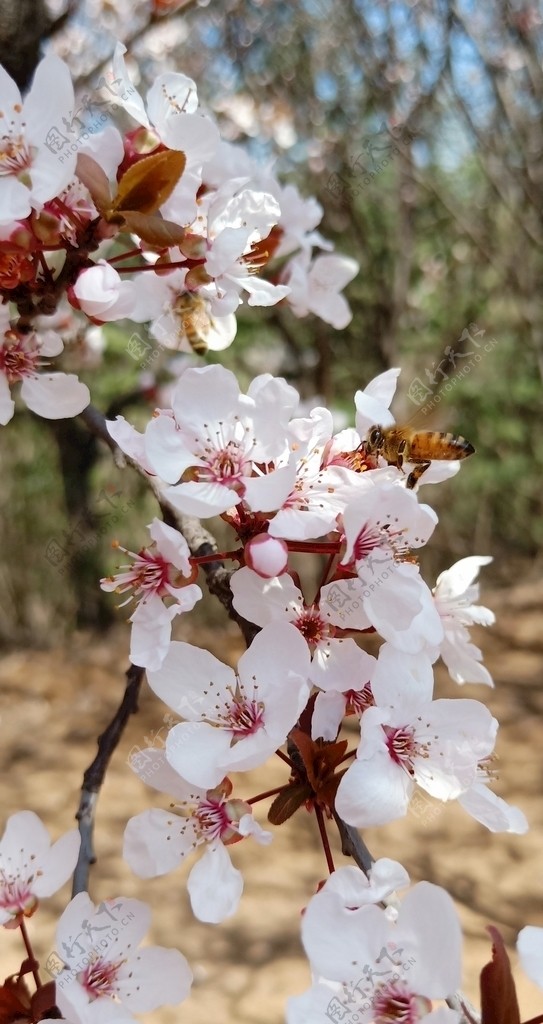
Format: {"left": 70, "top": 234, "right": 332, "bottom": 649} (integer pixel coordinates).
{"left": 407, "top": 431, "right": 475, "bottom": 461}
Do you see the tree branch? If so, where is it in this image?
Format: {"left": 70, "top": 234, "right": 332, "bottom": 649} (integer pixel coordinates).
{"left": 72, "top": 663, "right": 144, "bottom": 895}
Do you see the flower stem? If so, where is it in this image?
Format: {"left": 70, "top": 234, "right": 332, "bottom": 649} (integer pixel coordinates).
{"left": 275, "top": 748, "right": 295, "bottom": 769}
{"left": 19, "top": 918, "right": 41, "bottom": 988}
{"left": 108, "top": 248, "right": 144, "bottom": 264}
{"left": 116, "top": 259, "right": 190, "bottom": 273}
{"left": 315, "top": 803, "right": 335, "bottom": 874}
{"left": 286, "top": 540, "right": 340, "bottom": 555}
{"left": 191, "top": 549, "right": 242, "bottom": 566}
{"left": 247, "top": 785, "right": 286, "bottom": 804}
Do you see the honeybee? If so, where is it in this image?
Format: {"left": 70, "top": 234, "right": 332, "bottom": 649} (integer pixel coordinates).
{"left": 365, "top": 425, "right": 475, "bottom": 488}
{"left": 174, "top": 293, "right": 210, "bottom": 355}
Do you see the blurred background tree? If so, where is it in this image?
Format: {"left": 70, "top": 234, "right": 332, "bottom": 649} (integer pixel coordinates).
{"left": 1, "top": 0, "right": 542, "bottom": 645}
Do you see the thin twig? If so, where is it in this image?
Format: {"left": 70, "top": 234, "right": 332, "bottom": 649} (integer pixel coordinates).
{"left": 72, "top": 663, "right": 144, "bottom": 895}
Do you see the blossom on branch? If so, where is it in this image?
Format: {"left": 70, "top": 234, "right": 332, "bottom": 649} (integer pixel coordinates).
{"left": 146, "top": 622, "right": 311, "bottom": 789}
{"left": 112, "top": 42, "right": 220, "bottom": 226}
{"left": 433, "top": 556, "right": 496, "bottom": 686}
{"left": 231, "top": 565, "right": 377, "bottom": 740}
{"left": 143, "top": 364, "right": 296, "bottom": 517}
{"left": 0, "top": 54, "right": 77, "bottom": 224}
{"left": 281, "top": 251, "right": 359, "bottom": 329}
{"left": 53, "top": 892, "right": 192, "bottom": 1023}
{"left": 124, "top": 747, "right": 270, "bottom": 923}
{"left": 289, "top": 868, "right": 463, "bottom": 1024}
{"left": 100, "top": 517, "right": 202, "bottom": 671}
{"left": 0, "top": 304, "right": 90, "bottom": 424}
{"left": 335, "top": 648, "right": 499, "bottom": 828}
{"left": 0, "top": 810, "right": 80, "bottom": 925}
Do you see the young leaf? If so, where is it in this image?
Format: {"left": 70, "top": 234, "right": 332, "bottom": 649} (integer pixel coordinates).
{"left": 268, "top": 783, "right": 312, "bottom": 825}
{"left": 120, "top": 211, "right": 186, "bottom": 248}
{"left": 0, "top": 973, "right": 31, "bottom": 1024}
{"left": 480, "top": 925, "right": 521, "bottom": 1024}
{"left": 112, "top": 150, "right": 186, "bottom": 216}
{"left": 75, "top": 153, "right": 112, "bottom": 215}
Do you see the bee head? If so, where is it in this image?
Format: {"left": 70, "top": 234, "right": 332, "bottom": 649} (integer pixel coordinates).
{"left": 366, "top": 425, "right": 385, "bottom": 452}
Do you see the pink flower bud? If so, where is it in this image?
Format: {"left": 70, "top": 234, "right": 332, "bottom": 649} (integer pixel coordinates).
{"left": 71, "top": 260, "right": 136, "bottom": 321}
{"left": 245, "top": 533, "right": 288, "bottom": 578}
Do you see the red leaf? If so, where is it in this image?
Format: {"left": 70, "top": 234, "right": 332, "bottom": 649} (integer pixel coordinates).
{"left": 75, "top": 154, "right": 112, "bottom": 215}
{"left": 268, "top": 784, "right": 312, "bottom": 825}
{"left": 0, "top": 974, "right": 31, "bottom": 1024}
{"left": 288, "top": 728, "right": 317, "bottom": 782}
{"left": 112, "top": 150, "right": 186, "bottom": 216}
{"left": 480, "top": 926, "right": 521, "bottom": 1024}
{"left": 119, "top": 211, "right": 186, "bottom": 247}
{"left": 30, "top": 982, "right": 58, "bottom": 1022}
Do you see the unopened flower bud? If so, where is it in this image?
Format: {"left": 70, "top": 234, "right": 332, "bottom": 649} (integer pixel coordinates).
{"left": 245, "top": 534, "right": 288, "bottom": 578}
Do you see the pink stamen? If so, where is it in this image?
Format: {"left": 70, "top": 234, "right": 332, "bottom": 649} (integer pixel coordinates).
{"left": 195, "top": 798, "right": 232, "bottom": 841}
{"left": 0, "top": 332, "right": 40, "bottom": 382}
{"left": 384, "top": 725, "right": 417, "bottom": 772}
{"left": 79, "top": 958, "right": 122, "bottom": 1000}
{"left": 228, "top": 698, "right": 264, "bottom": 738}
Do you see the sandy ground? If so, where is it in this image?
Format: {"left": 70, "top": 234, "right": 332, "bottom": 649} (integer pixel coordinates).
{"left": 1, "top": 579, "right": 543, "bottom": 1022}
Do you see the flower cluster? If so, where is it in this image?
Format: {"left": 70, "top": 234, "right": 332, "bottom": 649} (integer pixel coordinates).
{"left": 0, "top": 38, "right": 538, "bottom": 1024}
{"left": 0, "top": 45, "right": 358, "bottom": 430}
{"left": 103, "top": 362, "right": 527, "bottom": 939}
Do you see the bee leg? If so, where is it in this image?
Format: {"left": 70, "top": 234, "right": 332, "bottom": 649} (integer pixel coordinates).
{"left": 396, "top": 439, "right": 408, "bottom": 472}
{"left": 406, "top": 461, "right": 431, "bottom": 489}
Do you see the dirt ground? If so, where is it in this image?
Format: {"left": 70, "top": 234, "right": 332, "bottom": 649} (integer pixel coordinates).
{"left": 1, "top": 579, "right": 543, "bottom": 1023}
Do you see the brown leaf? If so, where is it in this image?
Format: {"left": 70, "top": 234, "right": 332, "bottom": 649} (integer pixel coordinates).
{"left": 480, "top": 926, "right": 521, "bottom": 1024}
{"left": 317, "top": 770, "right": 346, "bottom": 809}
{"left": 289, "top": 728, "right": 348, "bottom": 797}
{"left": 112, "top": 150, "right": 186, "bottom": 216}
{"left": 75, "top": 154, "right": 112, "bottom": 215}
{"left": 30, "top": 982, "right": 57, "bottom": 1022}
{"left": 321, "top": 739, "right": 349, "bottom": 771}
{"left": 119, "top": 211, "right": 186, "bottom": 248}
{"left": 0, "top": 974, "right": 31, "bottom": 1024}
{"left": 288, "top": 728, "right": 317, "bottom": 783}
{"left": 268, "top": 783, "right": 312, "bottom": 825}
